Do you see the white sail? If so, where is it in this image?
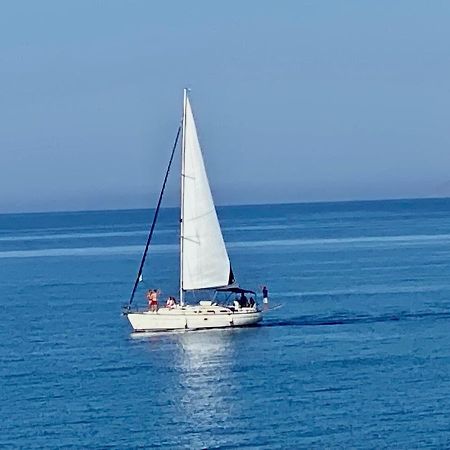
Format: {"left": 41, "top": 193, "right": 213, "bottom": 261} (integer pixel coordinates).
{"left": 181, "top": 94, "right": 232, "bottom": 291}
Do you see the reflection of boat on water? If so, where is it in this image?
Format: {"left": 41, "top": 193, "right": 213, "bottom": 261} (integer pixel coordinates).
{"left": 177, "top": 328, "right": 238, "bottom": 365}
{"left": 124, "top": 90, "right": 263, "bottom": 332}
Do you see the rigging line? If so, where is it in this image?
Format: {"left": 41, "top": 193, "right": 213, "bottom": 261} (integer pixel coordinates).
{"left": 127, "top": 124, "right": 182, "bottom": 308}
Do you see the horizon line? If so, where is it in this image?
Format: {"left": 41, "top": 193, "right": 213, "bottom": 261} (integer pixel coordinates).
{"left": 1, "top": 194, "right": 450, "bottom": 216}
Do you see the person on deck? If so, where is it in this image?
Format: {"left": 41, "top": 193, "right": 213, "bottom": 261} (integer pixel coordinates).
{"left": 166, "top": 296, "right": 176, "bottom": 309}
{"left": 249, "top": 297, "right": 255, "bottom": 308}
{"left": 239, "top": 292, "right": 248, "bottom": 308}
{"left": 262, "top": 286, "right": 269, "bottom": 304}
{"left": 147, "top": 289, "right": 159, "bottom": 312}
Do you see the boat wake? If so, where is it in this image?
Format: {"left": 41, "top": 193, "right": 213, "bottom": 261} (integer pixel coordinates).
{"left": 263, "top": 310, "right": 450, "bottom": 328}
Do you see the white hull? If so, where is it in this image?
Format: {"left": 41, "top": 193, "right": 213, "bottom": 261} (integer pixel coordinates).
{"left": 126, "top": 303, "right": 262, "bottom": 332}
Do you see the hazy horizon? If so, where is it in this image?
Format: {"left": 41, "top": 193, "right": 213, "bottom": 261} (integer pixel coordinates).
{"left": 2, "top": 194, "right": 450, "bottom": 216}
{"left": 2, "top": 1, "right": 450, "bottom": 213}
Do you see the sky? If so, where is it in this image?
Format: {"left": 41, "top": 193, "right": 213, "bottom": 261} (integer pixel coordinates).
{"left": 1, "top": 0, "right": 450, "bottom": 213}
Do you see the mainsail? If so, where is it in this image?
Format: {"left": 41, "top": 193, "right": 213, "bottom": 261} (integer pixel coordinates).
{"left": 181, "top": 92, "right": 234, "bottom": 291}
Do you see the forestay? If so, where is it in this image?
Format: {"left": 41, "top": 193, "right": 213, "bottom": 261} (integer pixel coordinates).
{"left": 181, "top": 95, "right": 232, "bottom": 290}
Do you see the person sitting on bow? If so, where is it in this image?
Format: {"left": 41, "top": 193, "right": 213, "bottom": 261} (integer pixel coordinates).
{"left": 166, "top": 296, "right": 176, "bottom": 309}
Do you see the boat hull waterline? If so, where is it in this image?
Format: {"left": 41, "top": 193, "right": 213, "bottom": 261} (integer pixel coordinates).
{"left": 126, "top": 305, "right": 263, "bottom": 332}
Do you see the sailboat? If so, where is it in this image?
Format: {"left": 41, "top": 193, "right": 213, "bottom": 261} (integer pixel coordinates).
{"left": 124, "top": 89, "right": 263, "bottom": 331}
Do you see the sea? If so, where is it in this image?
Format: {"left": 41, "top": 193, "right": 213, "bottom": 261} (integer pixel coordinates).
{"left": 1, "top": 198, "right": 450, "bottom": 449}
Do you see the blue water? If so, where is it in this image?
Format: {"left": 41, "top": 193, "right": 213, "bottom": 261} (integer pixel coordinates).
{"left": 2, "top": 199, "right": 450, "bottom": 448}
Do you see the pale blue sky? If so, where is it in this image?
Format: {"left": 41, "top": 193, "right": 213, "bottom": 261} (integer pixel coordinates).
{"left": 1, "top": 0, "right": 450, "bottom": 212}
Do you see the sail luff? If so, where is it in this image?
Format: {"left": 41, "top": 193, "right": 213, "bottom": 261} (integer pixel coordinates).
{"left": 179, "top": 89, "right": 188, "bottom": 306}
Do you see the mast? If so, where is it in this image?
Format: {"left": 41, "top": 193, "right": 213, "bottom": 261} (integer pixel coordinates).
{"left": 180, "top": 88, "right": 188, "bottom": 306}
